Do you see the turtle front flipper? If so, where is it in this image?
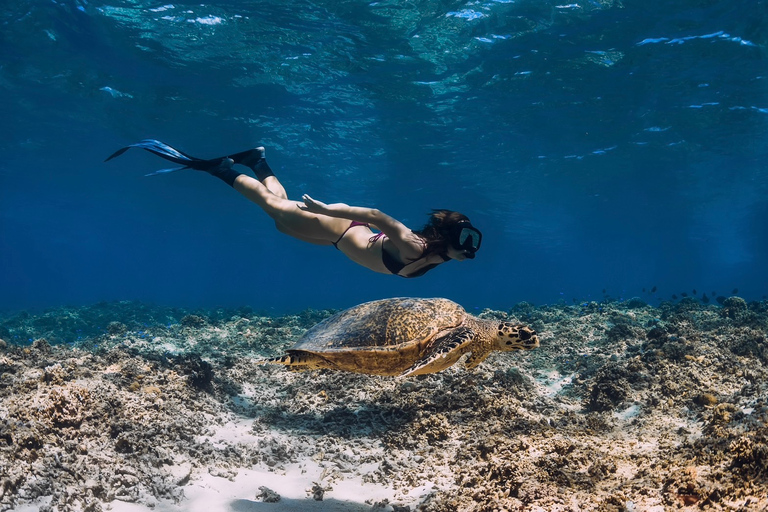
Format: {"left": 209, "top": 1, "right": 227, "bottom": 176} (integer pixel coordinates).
{"left": 258, "top": 351, "right": 333, "bottom": 372}
{"left": 464, "top": 348, "right": 492, "bottom": 370}
{"left": 400, "top": 327, "right": 476, "bottom": 377}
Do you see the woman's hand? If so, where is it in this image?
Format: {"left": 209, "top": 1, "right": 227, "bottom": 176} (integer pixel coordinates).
{"left": 298, "top": 194, "right": 327, "bottom": 213}
{"left": 299, "top": 194, "right": 348, "bottom": 215}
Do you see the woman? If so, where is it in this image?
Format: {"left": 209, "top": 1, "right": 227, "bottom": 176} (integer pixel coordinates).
{"left": 106, "top": 140, "right": 483, "bottom": 278}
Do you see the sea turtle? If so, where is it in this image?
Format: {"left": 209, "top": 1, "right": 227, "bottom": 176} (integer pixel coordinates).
{"left": 262, "top": 297, "right": 539, "bottom": 377}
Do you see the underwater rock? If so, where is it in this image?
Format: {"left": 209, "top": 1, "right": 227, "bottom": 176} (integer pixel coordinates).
{"left": 722, "top": 296, "right": 747, "bottom": 309}
{"left": 173, "top": 353, "right": 214, "bottom": 390}
{"left": 310, "top": 482, "right": 328, "bottom": 501}
{"left": 721, "top": 296, "right": 748, "bottom": 318}
{"left": 606, "top": 323, "right": 639, "bottom": 342}
{"left": 180, "top": 314, "right": 208, "bottom": 328}
{"left": 729, "top": 428, "right": 768, "bottom": 479}
{"left": 726, "top": 328, "right": 768, "bottom": 363}
{"left": 106, "top": 321, "right": 128, "bottom": 335}
{"left": 693, "top": 392, "right": 718, "bottom": 407}
{"left": 587, "top": 362, "right": 634, "bottom": 412}
{"left": 257, "top": 486, "right": 281, "bottom": 502}
{"left": 645, "top": 325, "right": 668, "bottom": 342}
{"left": 31, "top": 338, "right": 52, "bottom": 354}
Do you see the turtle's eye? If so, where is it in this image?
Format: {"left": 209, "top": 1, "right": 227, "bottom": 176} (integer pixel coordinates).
{"left": 523, "top": 332, "right": 540, "bottom": 349}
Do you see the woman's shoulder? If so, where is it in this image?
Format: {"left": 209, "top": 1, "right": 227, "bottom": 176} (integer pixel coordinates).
{"left": 393, "top": 232, "right": 426, "bottom": 260}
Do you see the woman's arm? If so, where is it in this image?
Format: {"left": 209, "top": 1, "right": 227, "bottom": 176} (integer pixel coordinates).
{"left": 300, "top": 194, "right": 424, "bottom": 258}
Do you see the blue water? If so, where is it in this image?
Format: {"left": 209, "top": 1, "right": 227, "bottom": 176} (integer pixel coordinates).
{"left": 1, "top": 0, "right": 767, "bottom": 314}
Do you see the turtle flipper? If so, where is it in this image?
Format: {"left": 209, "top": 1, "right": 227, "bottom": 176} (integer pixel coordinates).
{"left": 399, "top": 327, "right": 476, "bottom": 378}
{"left": 258, "top": 351, "right": 332, "bottom": 372}
{"left": 464, "top": 348, "right": 492, "bottom": 370}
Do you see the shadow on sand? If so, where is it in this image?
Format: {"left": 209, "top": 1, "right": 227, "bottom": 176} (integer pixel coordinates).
{"left": 230, "top": 497, "right": 372, "bottom": 511}
{"left": 230, "top": 399, "right": 414, "bottom": 437}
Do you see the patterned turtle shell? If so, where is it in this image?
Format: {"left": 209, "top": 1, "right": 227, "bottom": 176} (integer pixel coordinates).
{"left": 292, "top": 297, "right": 466, "bottom": 352}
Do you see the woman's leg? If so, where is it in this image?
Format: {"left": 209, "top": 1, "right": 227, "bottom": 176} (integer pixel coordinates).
{"left": 230, "top": 147, "right": 288, "bottom": 197}
{"left": 273, "top": 221, "right": 333, "bottom": 246}
{"left": 233, "top": 174, "right": 346, "bottom": 242}
{"left": 262, "top": 176, "right": 287, "bottom": 199}
{"left": 247, "top": 164, "right": 320, "bottom": 240}
{"left": 213, "top": 146, "right": 344, "bottom": 243}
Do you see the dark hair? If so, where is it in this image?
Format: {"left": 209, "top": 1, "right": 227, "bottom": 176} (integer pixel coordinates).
{"left": 414, "top": 209, "right": 471, "bottom": 256}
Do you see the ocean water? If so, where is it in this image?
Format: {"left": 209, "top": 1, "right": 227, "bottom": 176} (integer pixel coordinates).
{"left": 1, "top": 0, "right": 767, "bottom": 314}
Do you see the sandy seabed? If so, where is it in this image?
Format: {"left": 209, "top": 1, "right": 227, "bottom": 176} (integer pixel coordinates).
{"left": 0, "top": 296, "right": 766, "bottom": 512}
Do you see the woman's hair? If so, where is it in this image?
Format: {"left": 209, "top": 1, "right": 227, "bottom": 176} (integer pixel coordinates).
{"left": 414, "top": 209, "right": 471, "bottom": 256}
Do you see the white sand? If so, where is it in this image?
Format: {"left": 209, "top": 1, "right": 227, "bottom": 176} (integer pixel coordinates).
{"left": 13, "top": 415, "right": 433, "bottom": 512}
{"left": 13, "top": 459, "right": 432, "bottom": 512}
{"left": 112, "top": 467, "right": 399, "bottom": 512}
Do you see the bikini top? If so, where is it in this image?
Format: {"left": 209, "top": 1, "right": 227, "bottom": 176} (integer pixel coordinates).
{"left": 370, "top": 233, "right": 448, "bottom": 278}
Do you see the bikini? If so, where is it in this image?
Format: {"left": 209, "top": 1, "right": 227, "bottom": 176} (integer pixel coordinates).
{"left": 331, "top": 221, "right": 370, "bottom": 249}
{"left": 332, "top": 221, "right": 446, "bottom": 278}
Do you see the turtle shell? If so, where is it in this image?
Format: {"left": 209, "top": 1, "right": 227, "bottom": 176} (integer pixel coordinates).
{"left": 289, "top": 298, "right": 467, "bottom": 374}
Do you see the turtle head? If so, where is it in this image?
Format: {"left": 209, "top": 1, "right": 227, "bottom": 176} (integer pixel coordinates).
{"left": 494, "top": 322, "right": 539, "bottom": 352}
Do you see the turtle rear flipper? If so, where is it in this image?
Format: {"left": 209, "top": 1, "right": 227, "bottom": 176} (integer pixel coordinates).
{"left": 259, "top": 352, "right": 331, "bottom": 372}
{"left": 399, "top": 327, "right": 476, "bottom": 378}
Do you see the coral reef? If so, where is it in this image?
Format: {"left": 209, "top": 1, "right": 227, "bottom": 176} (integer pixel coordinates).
{"left": 0, "top": 298, "right": 766, "bottom": 511}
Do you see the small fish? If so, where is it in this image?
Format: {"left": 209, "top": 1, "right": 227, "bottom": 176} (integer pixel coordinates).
{"left": 642, "top": 288, "right": 646, "bottom": 293}
{"left": 602, "top": 289, "right": 607, "bottom": 294}
{"left": 681, "top": 292, "right": 688, "bottom": 297}
{"left": 651, "top": 286, "right": 657, "bottom": 293}
{"left": 716, "top": 296, "right": 726, "bottom": 305}
{"left": 672, "top": 294, "right": 678, "bottom": 300}
{"left": 692, "top": 289, "right": 697, "bottom": 295}
{"left": 732, "top": 288, "right": 739, "bottom": 295}
{"left": 702, "top": 294, "right": 710, "bottom": 303}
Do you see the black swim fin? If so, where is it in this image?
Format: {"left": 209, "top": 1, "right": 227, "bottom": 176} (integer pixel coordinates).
{"left": 104, "top": 139, "right": 233, "bottom": 176}
{"left": 228, "top": 146, "right": 273, "bottom": 180}
{"left": 227, "top": 147, "right": 265, "bottom": 169}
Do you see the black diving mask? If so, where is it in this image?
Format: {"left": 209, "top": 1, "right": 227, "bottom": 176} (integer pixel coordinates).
{"left": 449, "top": 221, "right": 483, "bottom": 256}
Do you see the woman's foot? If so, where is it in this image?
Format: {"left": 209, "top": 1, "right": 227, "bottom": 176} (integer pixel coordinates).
{"left": 205, "top": 157, "right": 242, "bottom": 186}
{"left": 211, "top": 157, "right": 235, "bottom": 171}
{"left": 229, "top": 146, "right": 274, "bottom": 181}
{"left": 229, "top": 147, "right": 265, "bottom": 170}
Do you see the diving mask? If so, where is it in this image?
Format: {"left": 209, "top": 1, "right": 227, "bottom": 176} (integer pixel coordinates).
{"left": 449, "top": 221, "right": 482, "bottom": 255}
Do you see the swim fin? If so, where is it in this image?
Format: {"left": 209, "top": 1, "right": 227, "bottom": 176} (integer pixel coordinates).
{"left": 227, "top": 146, "right": 274, "bottom": 180}
{"left": 227, "top": 147, "right": 264, "bottom": 169}
{"left": 104, "top": 139, "right": 233, "bottom": 176}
